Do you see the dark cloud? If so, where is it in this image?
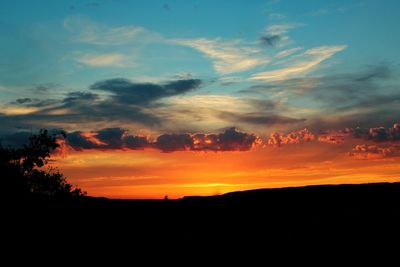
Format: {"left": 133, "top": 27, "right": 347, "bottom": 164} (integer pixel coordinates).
{"left": 16, "top": 98, "right": 34, "bottom": 104}
{"left": 0, "top": 129, "right": 64, "bottom": 148}
{"left": 0, "top": 78, "right": 203, "bottom": 132}
{"left": 123, "top": 135, "right": 150, "bottom": 149}
{"left": 246, "top": 99, "right": 278, "bottom": 111}
{"left": 267, "top": 123, "right": 400, "bottom": 148}
{"left": 307, "top": 65, "right": 394, "bottom": 110}
{"left": 243, "top": 65, "right": 392, "bottom": 98}
{"left": 220, "top": 111, "right": 305, "bottom": 125}
{"left": 90, "top": 78, "right": 202, "bottom": 105}
{"left": 154, "top": 127, "right": 258, "bottom": 152}
{"left": 259, "top": 34, "right": 281, "bottom": 46}
{"left": 155, "top": 133, "right": 193, "bottom": 152}
{"left": 213, "top": 127, "right": 258, "bottom": 151}
{"left": 95, "top": 127, "right": 125, "bottom": 148}
{"left": 334, "top": 94, "right": 400, "bottom": 113}
{"left": 348, "top": 123, "right": 400, "bottom": 142}
{"left": 12, "top": 97, "right": 59, "bottom": 108}
{"left": 354, "top": 65, "right": 391, "bottom": 82}
{"left": 1, "top": 126, "right": 252, "bottom": 152}
{"left": 240, "top": 64, "right": 398, "bottom": 129}
{"left": 66, "top": 128, "right": 149, "bottom": 150}
{"left": 238, "top": 77, "right": 318, "bottom": 95}
{"left": 32, "top": 83, "right": 61, "bottom": 93}
{"left": 64, "top": 127, "right": 259, "bottom": 153}
{"left": 63, "top": 91, "right": 99, "bottom": 104}
{"left": 66, "top": 131, "right": 99, "bottom": 150}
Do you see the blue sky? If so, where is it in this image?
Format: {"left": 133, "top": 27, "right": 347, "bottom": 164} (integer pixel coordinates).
{"left": 0, "top": 0, "right": 399, "bottom": 135}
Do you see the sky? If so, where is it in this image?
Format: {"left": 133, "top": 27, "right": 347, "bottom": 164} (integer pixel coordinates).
{"left": 1, "top": 0, "right": 400, "bottom": 198}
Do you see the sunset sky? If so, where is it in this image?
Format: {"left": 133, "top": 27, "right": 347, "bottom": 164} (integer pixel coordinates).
{"left": 1, "top": 0, "right": 400, "bottom": 198}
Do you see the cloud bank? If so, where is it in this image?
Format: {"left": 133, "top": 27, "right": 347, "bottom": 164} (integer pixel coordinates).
{"left": 66, "top": 127, "right": 259, "bottom": 153}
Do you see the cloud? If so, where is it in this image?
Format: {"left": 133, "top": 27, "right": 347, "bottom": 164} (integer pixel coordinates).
{"left": 67, "top": 128, "right": 149, "bottom": 150}
{"left": 349, "top": 124, "right": 400, "bottom": 142}
{"left": 261, "top": 23, "right": 302, "bottom": 47}
{"left": 155, "top": 127, "right": 259, "bottom": 152}
{"left": 242, "top": 64, "right": 398, "bottom": 129}
{"left": 75, "top": 53, "right": 129, "bottom": 67}
{"left": 65, "top": 127, "right": 259, "bottom": 153}
{"left": 12, "top": 98, "right": 59, "bottom": 108}
{"left": 317, "top": 133, "right": 346, "bottom": 144}
{"left": 211, "top": 127, "right": 259, "bottom": 151}
{"left": 63, "top": 91, "right": 99, "bottom": 104}
{"left": 0, "top": 78, "right": 203, "bottom": 132}
{"left": 266, "top": 123, "right": 400, "bottom": 148}
{"left": 264, "top": 24, "right": 300, "bottom": 35}
{"left": 32, "top": 83, "right": 61, "bottom": 93}
{"left": 160, "top": 95, "right": 299, "bottom": 132}
{"left": 64, "top": 15, "right": 145, "bottom": 45}
{"left": 354, "top": 65, "right": 391, "bottom": 82}
{"left": 314, "top": 123, "right": 400, "bottom": 145}
{"left": 251, "top": 45, "right": 347, "bottom": 81}
{"left": 173, "top": 38, "right": 267, "bottom": 74}
{"left": 275, "top": 47, "right": 302, "bottom": 58}
{"left": 154, "top": 133, "right": 193, "bottom": 152}
{"left": 259, "top": 35, "right": 281, "bottom": 46}
{"left": 267, "top": 128, "right": 315, "bottom": 147}
{"left": 16, "top": 98, "right": 35, "bottom": 104}
{"left": 90, "top": 78, "right": 202, "bottom": 105}
{"left": 349, "top": 144, "right": 400, "bottom": 159}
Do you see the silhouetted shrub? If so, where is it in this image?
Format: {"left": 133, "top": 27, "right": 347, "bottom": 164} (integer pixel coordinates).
{"left": 0, "top": 129, "right": 85, "bottom": 198}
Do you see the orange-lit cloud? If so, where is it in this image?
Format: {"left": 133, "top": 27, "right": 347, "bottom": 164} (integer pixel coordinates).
{"left": 267, "top": 128, "right": 314, "bottom": 146}
{"left": 317, "top": 132, "right": 347, "bottom": 144}
{"left": 350, "top": 144, "right": 400, "bottom": 159}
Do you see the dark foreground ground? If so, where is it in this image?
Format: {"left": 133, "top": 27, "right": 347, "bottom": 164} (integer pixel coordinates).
{"left": 3, "top": 182, "right": 400, "bottom": 259}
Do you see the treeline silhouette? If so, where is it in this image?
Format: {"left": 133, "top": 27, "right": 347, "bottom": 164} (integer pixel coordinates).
{"left": 0, "top": 129, "right": 84, "bottom": 199}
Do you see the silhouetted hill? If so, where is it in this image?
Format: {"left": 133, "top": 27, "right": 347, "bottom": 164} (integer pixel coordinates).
{"left": 4, "top": 182, "right": 400, "bottom": 259}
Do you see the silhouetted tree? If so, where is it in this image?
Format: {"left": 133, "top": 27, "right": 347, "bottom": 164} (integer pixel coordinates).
{"left": 0, "top": 129, "right": 85, "bottom": 198}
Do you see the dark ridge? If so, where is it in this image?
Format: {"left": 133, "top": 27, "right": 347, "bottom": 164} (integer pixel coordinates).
{"left": 4, "top": 182, "right": 400, "bottom": 257}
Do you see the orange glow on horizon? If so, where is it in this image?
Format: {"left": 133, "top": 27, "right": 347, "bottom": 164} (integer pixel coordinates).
{"left": 53, "top": 142, "right": 400, "bottom": 199}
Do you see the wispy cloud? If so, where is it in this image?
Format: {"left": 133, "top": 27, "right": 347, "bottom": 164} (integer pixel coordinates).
{"left": 64, "top": 15, "right": 146, "bottom": 45}
{"left": 173, "top": 38, "right": 268, "bottom": 74}
{"left": 75, "top": 53, "right": 129, "bottom": 67}
{"left": 251, "top": 45, "right": 347, "bottom": 81}
{"left": 261, "top": 23, "right": 303, "bottom": 46}
{"left": 275, "top": 47, "right": 302, "bottom": 58}
{"left": 264, "top": 23, "right": 301, "bottom": 36}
